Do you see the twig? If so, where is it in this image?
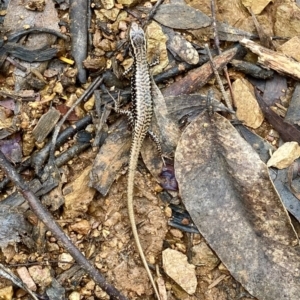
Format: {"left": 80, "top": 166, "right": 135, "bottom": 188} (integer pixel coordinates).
{"left": 5, "top": 56, "right": 27, "bottom": 72}
{"left": 92, "top": 90, "right": 111, "bottom": 149}
{"left": 49, "top": 76, "right": 103, "bottom": 162}
{"left": 0, "top": 150, "right": 128, "bottom": 300}
{"left": 0, "top": 115, "right": 92, "bottom": 191}
{"left": 144, "top": 0, "right": 164, "bottom": 27}
{"left": 204, "top": 44, "right": 233, "bottom": 111}
{"left": 210, "top": 0, "right": 235, "bottom": 106}
{"left": 211, "top": 0, "right": 220, "bottom": 52}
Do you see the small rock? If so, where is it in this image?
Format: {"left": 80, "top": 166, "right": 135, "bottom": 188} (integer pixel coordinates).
{"left": 232, "top": 78, "right": 264, "bottom": 129}
{"left": 191, "top": 242, "right": 219, "bottom": 270}
{"left": 58, "top": 253, "right": 74, "bottom": 270}
{"left": 267, "top": 141, "right": 300, "bottom": 169}
{"left": 63, "top": 166, "right": 96, "bottom": 219}
{"left": 103, "top": 212, "right": 121, "bottom": 227}
{"left": 17, "top": 267, "right": 37, "bottom": 291}
{"left": 70, "top": 220, "right": 91, "bottom": 235}
{"left": 100, "top": 8, "right": 120, "bottom": 21}
{"left": 241, "top": 0, "right": 272, "bottom": 14}
{"left": 170, "top": 228, "right": 183, "bottom": 239}
{"left": 28, "top": 265, "right": 52, "bottom": 287}
{"left": 0, "top": 286, "right": 13, "bottom": 300}
{"left": 277, "top": 36, "right": 300, "bottom": 62}
{"left": 69, "top": 291, "right": 80, "bottom": 300}
{"left": 47, "top": 242, "right": 60, "bottom": 252}
{"left": 162, "top": 248, "right": 197, "bottom": 294}
{"left": 115, "top": 0, "right": 139, "bottom": 7}
{"left": 94, "top": 285, "right": 108, "bottom": 298}
{"left": 100, "top": 0, "right": 114, "bottom": 9}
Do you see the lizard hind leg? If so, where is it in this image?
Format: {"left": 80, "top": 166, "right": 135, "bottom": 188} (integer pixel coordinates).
{"left": 148, "top": 130, "right": 166, "bottom": 166}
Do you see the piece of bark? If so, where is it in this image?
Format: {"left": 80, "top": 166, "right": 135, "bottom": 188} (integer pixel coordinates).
{"left": 230, "top": 59, "right": 274, "bottom": 79}
{"left": 162, "top": 46, "right": 239, "bottom": 97}
{"left": 235, "top": 124, "right": 274, "bottom": 163}
{"left": 240, "top": 38, "right": 300, "bottom": 80}
{"left": 255, "top": 89, "right": 300, "bottom": 144}
{"left": 165, "top": 93, "right": 232, "bottom": 123}
{"left": 190, "top": 21, "right": 257, "bottom": 42}
{"left": 89, "top": 118, "right": 131, "bottom": 195}
{"left": 249, "top": 8, "right": 273, "bottom": 49}
{"left": 271, "top": 168, "right": 300, "bottom": 223}
{"left": 32, "top": 107, "right": 61, "bottom": 143}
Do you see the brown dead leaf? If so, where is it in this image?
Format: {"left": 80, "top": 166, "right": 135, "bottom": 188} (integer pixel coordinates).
{"left": 175, "top": 111, "right": 300, "bottom": 300}
{"left": 163, "top": 46, "right": 239, "bottom": 97}
{"left": 89, "top": 119, "right": 131, "bottom": 195}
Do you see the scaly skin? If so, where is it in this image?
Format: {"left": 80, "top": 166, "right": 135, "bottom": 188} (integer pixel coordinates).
{"left": 128, "top": 22, "right": 161, "bottom": 300}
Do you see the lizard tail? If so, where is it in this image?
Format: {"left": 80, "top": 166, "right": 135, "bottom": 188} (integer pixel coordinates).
{"left": 127, "top": 136, "right": 161, "bottom": 300}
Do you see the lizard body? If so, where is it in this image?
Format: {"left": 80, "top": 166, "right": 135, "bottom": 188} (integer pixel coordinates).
{"left": 127, "top": 22, "right": 161, "bottom": 300}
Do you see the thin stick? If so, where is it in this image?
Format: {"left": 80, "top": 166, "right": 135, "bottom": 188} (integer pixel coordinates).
{"left": 204, "top": 44, "right": 233, "bottom": 111}
{"left": 0, "top": 150, "right": 128, "bottom": 300}
{"left": 5, "top": 56, "right": 27, "bottom": 72}
{"left": 144, "top": 0, "right": 164, "bottom": 27}
{"left": 49, "top": 76, "right": 103, "bottom": 162}
{"left": 210, "top": 0, "right": 235, "bottom": 106}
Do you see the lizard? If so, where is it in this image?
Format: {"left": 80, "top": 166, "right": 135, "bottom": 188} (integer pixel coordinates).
{"left": 113, "top": 22, "right": 162, "bottom": 300}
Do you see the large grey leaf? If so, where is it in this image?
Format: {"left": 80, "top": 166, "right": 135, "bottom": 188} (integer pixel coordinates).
{"left": 153, "top": 4, "right": 211, "bottom": 29}
{"left": 175, "top": 111, "right": 300, "bottom": 300}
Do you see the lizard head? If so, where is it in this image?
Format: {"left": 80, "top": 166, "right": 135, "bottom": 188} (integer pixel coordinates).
{"left": 129, "top": 22, "right": 147, "bottom": 57}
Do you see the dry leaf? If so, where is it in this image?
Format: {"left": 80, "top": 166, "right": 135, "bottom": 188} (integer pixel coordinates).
{"left": 90, "top": 119, "right": 131, "bottom": 195}
{"left": 175, "top": 111, "right": 300, "bottom": 300}
{"left": 153, "top": 4, "right": 211, "bottom": 30}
